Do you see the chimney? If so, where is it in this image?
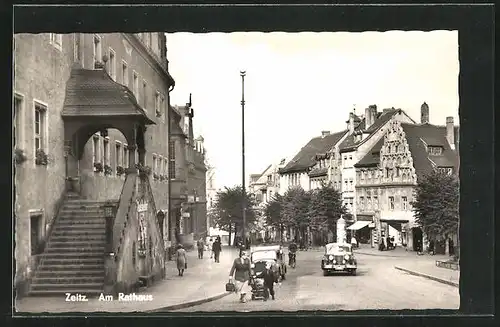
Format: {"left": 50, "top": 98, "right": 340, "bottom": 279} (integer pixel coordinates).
{"left": 348, "top": 112, "right": 355, "bottom": 134}
{"left": 446, "top": 116, "right": 455, "bottom": 150}
{"left": 321, "top": 131, "right": 330, "bottom": 137}
{"left": 421, "top": 102, "right": 429, "bottom": 124}
{"left": 365, "top": 104, "right": 377, "bottom": 130}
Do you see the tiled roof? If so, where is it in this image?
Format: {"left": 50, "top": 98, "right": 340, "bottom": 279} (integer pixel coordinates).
{"left": 401, "top": 123, "right": 459, "bottom": 180}
{"left": 354, "top": 138, "right": 384, "bottom": 168}
{"left": 61, "top": 68, "right": 154, "bottom": 124}
{"left": 339, "top": 109, "right": 400, "bottom": 152}
{"left": 280, "top": 130, "right": 348, "bottom": 174}
{"left": 309, "top": 167, "right": 328, "bottom": 177}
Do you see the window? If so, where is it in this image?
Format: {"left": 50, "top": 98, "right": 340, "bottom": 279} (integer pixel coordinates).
{"left": 428, "top": 146, "right": 443, "bottom": 156}
{"left": 344, "top": 180, "right": 348, "bottom": 191}
{"left": 349, "top": 155, "right": 353, "bottom": 161}
{"left": 108, "top": 48, "right": 116, "bottom": 80}
{"left": 103, "top": 137, "right": 110, "bottom": 166}
{"left": 152, "top": 154, "right": 157, "bottom": 178}
{"left": 389, "top": 196, "right": 395, "bottom": 210}
{"left": 92, "top": 134, "right": 100, "bottom": 164}
{"left": 14, "top": 94, "right": 23, "bottom": 147}
{"left": 133, "top": 72, "right": 139, "bottom": 100}
{"left": 402, "top": 196, "right": 408, "bottom": 211}
{"left": 123, "top": 144, "right": 129, "bottom": 168}
{"left": 359, "top": 196, "right": 364, "bottom": 209}
{"left": 373, "top": 196, "right": 378, "bottom": 209}
{"left": 122, "top": 61, "right": 129, "bottom": 87}
{"left": 169, "top": 140, "right": 176, "bottom": 179}
{"left": 73, "top": 34, "right": 81, "bottom": 62}
{"left": 164, "top": 157, "right": 168, "bottom": 177}
{"left": 34, "top": 102, "right": 47, "bottom": 152}
{"left": 349, "top": 198, "right": 354, "bottom": 209}
{"left": 50, "top": 33, "right": 62, "bottom": 50}
{"left": 155, "top": 91, "right": 161, "bottom": 117}
{"left": 93, "top": 34, "right": 102, "bottom": 68}
{"left": 115, "top": 142, "right": 122, "bottom": 170}
{"left": 367, "top": 196, "right": 372, "bottom": 210}
{"left": 160, "top": 95, "right": 165, "bottom": 121}
{"left": 349, "top": 179, "right": 353, "bottom": 191}
{"left": 142, "top": 80, "right": 148, "bottom": 108}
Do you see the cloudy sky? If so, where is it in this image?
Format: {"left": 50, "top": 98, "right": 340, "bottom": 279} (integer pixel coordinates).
{"left": 166, "top": 31, "right": 459, "bottom": 190}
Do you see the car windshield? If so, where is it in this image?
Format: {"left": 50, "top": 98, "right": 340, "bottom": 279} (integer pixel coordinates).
{"left": 252, "top": 250, "right": 277, "bottom": 262}
{"left": 325, "top": 243, "right": 351, "bottom": 254}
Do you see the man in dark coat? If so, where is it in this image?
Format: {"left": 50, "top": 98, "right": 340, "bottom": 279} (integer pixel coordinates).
{"left": 212, "top": 238, "right": 222, "bottom": 263}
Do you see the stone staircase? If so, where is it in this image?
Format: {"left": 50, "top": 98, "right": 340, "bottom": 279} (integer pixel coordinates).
{"left": 29, "top": 193, "right": 119, "bottom": 296}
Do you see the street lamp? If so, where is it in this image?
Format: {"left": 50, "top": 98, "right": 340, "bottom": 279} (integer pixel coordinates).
{"left": 240, "top": 70, "right": 247, "bottom": 249}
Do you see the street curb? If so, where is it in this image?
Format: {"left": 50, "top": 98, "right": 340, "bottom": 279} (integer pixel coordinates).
{"left": 394, "top": 266, "right": 459, "bottom": 288}
{"left": 146, "top": 291, "right": 232, "bottom": 312}
{"left": 354, "top": 250, "right": 411, "bottom": 258}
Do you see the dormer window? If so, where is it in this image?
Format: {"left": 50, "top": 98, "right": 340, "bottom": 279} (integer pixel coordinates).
{"left": 428, "top": 146, "right": 443, "bottom": 155}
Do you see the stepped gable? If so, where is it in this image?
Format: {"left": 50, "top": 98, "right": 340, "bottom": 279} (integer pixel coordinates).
{"left": 280, "top": 130, "right": 348, "bottom": 174}
{"left": 400, "top": 123, "right": 459, "bottom": 180}
{"left": 29, "top": 195, "right": 118, "bottom": 296}
{"left": 339, "top": 108, "right": 402, "bottom": 152}
{"left": 354, "top": 138, "right": 384, "bottom": 168}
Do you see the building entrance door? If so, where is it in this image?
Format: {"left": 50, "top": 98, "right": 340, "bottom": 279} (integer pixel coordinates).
{"left": 412, "top": 227, "right": 423, "bottom": 252}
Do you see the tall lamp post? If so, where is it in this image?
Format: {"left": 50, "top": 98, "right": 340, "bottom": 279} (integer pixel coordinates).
{"left": 240, "top": 70, "right": 247, "bottom": 249}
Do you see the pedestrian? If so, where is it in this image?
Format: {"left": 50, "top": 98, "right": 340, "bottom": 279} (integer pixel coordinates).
{"left": 212, "top": 237, "right": 222, "bottom": 263}
{"left": 350, "top": 235, "right": 358, "bottom": 249}
{"left": 228, "top": 250, "right": 252, "bottom": 303}
{"left": 262, "top": 261, "right": 276, "bottom": 301}
{"left": 197, "top": 237, "right": 205, "bottom": 259}
{"left": 207, "top": 238, "right": 214, "bottom": 259}
{"left": 175, "top": 244, "right": 187, "bottom": 276}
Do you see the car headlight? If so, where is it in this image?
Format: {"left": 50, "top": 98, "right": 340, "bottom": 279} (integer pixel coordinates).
{"left": 343, "top": 260, "right": 346, "bottom": 264}
{"left": 344, "top": 254, "right": 350, "bottom": 260}
{"left": 251, "top": 263, "right": 255, "bottom": 268}
{"left": 328, "top": 255, "right": 333, "bottom": 260}
{"left": 333, "top": 260, "right": 336, "bottom": 264}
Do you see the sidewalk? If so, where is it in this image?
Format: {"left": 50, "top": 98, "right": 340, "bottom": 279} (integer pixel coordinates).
{"left": 353, "top": 244, "right": 459, "bottom": 287}
{"left": 15, "top": 246, "right": 239, "bottom": 314}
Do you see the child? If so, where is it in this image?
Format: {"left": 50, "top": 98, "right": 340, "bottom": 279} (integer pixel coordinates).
{"left": 262, "top": 262, "right": 276, "bottom": 301}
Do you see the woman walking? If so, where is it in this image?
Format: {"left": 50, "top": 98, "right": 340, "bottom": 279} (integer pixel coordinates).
{"left": 229, "top": 250, "right": 252, "bottom": 303}
{"left": 176, "top": 244, "right": 187, "bottom": 276}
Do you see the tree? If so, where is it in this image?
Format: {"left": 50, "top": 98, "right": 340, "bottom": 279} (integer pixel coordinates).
{"left": 308, "top": 182, "right": 347, "bottom": 242}
{"left": 282, "top": 186, "right": 311, "bottom": 241}
{"left": 210, "top": 186, "right": 257, "bottom": 245}
{"left": 263, "top": 193, "right": 286, "bottom": 242}
{"left": 412, "top": 170, "right": 459, "bottom": 243}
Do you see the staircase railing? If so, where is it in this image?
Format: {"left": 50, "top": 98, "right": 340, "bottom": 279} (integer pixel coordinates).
{"left": 103, "top": 170, "right": 137, "bottom": 294}
{"left": 140, "top": 175, "right": 165, "bottom": 255}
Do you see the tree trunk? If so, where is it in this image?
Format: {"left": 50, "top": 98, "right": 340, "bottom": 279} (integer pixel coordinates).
{"left": 233, "top": 223, "right": 238, "bottom": 246}
{"left": 228, "top": 222, "right": 232, "bottom": 246}
{"left": 280, "top": 224, "right": 284, "bottom": 243}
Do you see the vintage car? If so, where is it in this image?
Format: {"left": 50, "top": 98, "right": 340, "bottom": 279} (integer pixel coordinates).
{"left": 321, "top": 242, "right": 357, "bottom": 276}
{"left": 250, "top": 245, "right": 287, "bottom": 281}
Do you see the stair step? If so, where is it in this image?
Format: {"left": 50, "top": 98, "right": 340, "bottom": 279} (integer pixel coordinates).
{"left": 52, "top": 229, "right": 105, "bottom": 236}
{"left": 36, "top": 270, "right": 104, "bottom": 277}
{"left": 48, "top": 241, "right": 105, "bottom": 248}
{"left": 30, "top": 283, "right": 103, "bottom": 291}
{"left": 65, "top": 200, "right": 118, "bottom": 205}
{"left": 54, "top": 224, "right": 105, "bottom": 231}
{"left": 45, "top": 247, "right": 105, "bottom": 253}
{"left": 56, "top": 221, "right": 105, "bottom": 227}
{"left": 51, "top": 235, "right": 106, "bottom": 241}
{"left": 41, "top": 258, "right": 104, "bottom": 266}
{"left": 59, "top": 215, "right": 107, "bottom": 220}
{"left": 38, "top": 264, "right": 104, "bottom": 272}
{"left": 41, "top": 252, "right": 104, "bottom": 257}
{"left": 33, "top": 276, "right": 105, "bottom": 284}
{"left": 29, "top": 289, "right": 103, "bottom": 296}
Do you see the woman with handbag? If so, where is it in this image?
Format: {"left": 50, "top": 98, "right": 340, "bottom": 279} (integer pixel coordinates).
{"left": 228, "top": 250, "right": 252, "bottom": 303}
{"left": 176, "top": 244, "right": 187, "bottom": 276}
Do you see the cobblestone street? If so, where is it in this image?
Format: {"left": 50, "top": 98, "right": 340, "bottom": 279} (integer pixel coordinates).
{"left": 173, "top": 249, "right": 459, "bottom": 312}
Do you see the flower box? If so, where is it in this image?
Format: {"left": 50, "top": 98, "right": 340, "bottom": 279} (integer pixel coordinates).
{"left": 94, "top": 162, "right": 104, "bottom": 173}
{"left": 104, "top": 164, "right": 113, "bottom": 176}
{"left": 135, "top": 163, "right": 152, "bottom": 177}
{"left": 35, "top": 149, "right": 48, "bottom": 166}
{"left": 116, "top": 165, "right": 125, "bottom": 176}
{"left": 14, "top": 148, "right": 28, "bottom": 165}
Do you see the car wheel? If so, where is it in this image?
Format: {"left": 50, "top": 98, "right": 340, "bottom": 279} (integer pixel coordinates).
{"left": 323, "top": 270, "right": 329, "bottom": 276}
{"left": 251, "top": 294, "right": 255, "bottom": 300}
{"left": 350, "top": 269, "right": 357, "bottom": 276}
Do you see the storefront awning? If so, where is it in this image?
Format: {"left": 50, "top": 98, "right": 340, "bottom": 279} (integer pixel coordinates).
{"left": 380, "top": 218, "right": 409, "bottom": 223}
{"left": 347, "top": 221, "right": 371, "bottom": 231}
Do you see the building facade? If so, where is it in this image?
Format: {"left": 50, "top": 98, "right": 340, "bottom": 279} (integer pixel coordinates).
{"left": 13, "top": 32, "right": 178, "bottom": 295}
{"left": 354, "top": 104, "right": 459, "bottom": 253}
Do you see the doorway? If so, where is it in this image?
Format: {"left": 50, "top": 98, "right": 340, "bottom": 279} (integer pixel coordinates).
{"left": 30, "top": 215, "right": 43, "bottom": 255}
{"left": 412, "top": 227, "right": 423, "bottom": 252}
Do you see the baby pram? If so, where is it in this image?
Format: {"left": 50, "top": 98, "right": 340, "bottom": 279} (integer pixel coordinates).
{"left": 250, "top": 260, "right": 268, "bottom": 300}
